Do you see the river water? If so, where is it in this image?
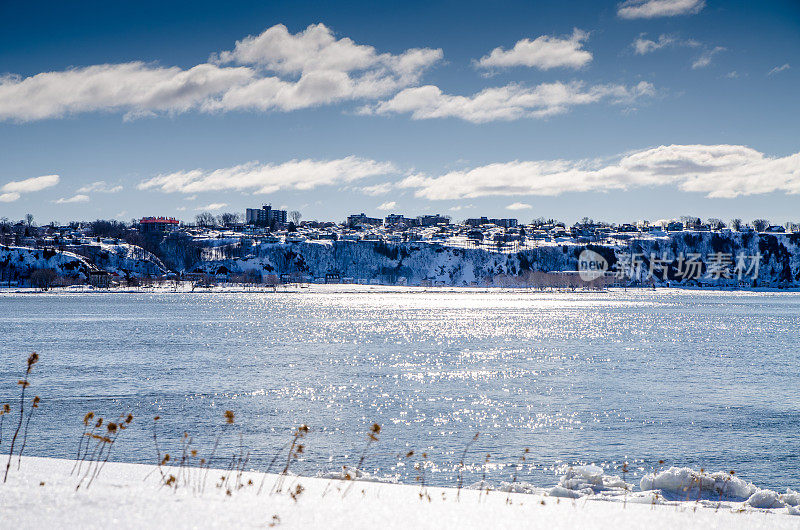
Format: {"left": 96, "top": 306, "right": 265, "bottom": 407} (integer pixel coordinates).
{"left": 1, "top": 288, "right": 798, "bottom": 491}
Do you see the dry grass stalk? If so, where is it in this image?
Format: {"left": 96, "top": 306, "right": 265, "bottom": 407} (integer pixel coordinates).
{"left": 457, "top": 432, "right": 479, "bottom": 501}
{"left": 272, "top": 424, "right": 309, "bottom": 495}
{"left": 342, "top": 423, "right": 380, "bottom": 498}
{"left": 0, "top": 403, "right": 11, "bottom": 447}
{"left": 16, "top": 395, "right": 40, "bottom": 469}
{"left": 3, "top": 352, "right": 38, "bottom": 483}
{"left": 506, "top": 447, "right": 529, "bottom": 505}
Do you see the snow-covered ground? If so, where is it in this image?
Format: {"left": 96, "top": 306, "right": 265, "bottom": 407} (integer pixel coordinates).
{"left": 1, "top": 457, "right": 797, "bottom": 529}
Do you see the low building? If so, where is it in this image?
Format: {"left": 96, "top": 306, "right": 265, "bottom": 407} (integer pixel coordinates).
{"left": 139, "top": 217, "right": 179, "bottom": 234}
{"left": 417, "top": 214, "right": 450, "bottom": 227}
{"left": 465, "top": 217, "right": 517, "bottom": 228}
{"left": 89, "top": 270, "right": 111, "bottom": 288}
{"left": 347, "top": 213, "right": 382, "bottom": 227}
{"left": 384, "top": 214, "right": 419, "bottom": 227}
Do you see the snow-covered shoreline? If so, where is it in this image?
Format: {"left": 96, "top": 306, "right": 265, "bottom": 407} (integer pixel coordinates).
{"left": 2, "top": 283, "right": 800, "bottom": 296}
{"left": 1, "top": 457, "right": 798, "bottom": 529}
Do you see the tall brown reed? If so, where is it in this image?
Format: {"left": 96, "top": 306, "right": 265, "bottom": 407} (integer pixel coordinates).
{"left": 4, "top": 352, "right": 39, "bottom": 483}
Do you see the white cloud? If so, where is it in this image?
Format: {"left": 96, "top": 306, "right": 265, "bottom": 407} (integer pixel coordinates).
{"left": 76, "top": 181, "right": 123, "bottom": 193}
{"left": 632, "top": 34, "right": 699, "bottom": 55}
{"left": 359, "top": 182, "right": 394, "bottom": 196}
{"left": 768, "top": 63, "right": 790, "bottom": 76}
{"left": 362, "top": 81, "right": 654, "bottom": 123}
{"left": 138, "top": 156, "right": 396, "bottom": 194}
{"left": 506, "top": 202, "right": 532, "bottom": 210}
{"left": 0, "top": 24, "right": 442, "bottom": 122}
{"left": 376, "top": 201, "right": 397, "bottom": 211}
{"left": 54, "top": 194, "right": 89, "bottom": 204}
{"left": 399, "top": 145, "right": 800, "bottom": 200}
{"left": 476, "top": 29, "right": 592, "bottom": 70}
{"left": 692, "top": 46, "right": 725, "bottom": 69}
{"left": 196, "top": 203, "right": 227, "bottom": 211}
{"left": 618, "top": 0, "right": 705, "bottom": 19}
{"left": 0, "top": 63, "right": 254, "bottom": 122}
{"left": 2, "top": 174, "right": 60, "bottom": 193}
{"left": 0, "top": 174, "right": 60, "bottom": 202}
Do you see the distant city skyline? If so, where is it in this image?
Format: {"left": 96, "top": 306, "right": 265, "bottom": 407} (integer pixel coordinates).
{"left": 1, "top": 0, "right": 798, "bottom": 224}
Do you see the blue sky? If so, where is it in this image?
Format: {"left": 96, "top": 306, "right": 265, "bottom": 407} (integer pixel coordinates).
{"left": 0, "top": 0, "right": 798, "bottom": 225}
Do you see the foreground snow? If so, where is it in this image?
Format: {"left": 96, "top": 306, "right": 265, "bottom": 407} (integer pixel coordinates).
{"left": 1, "top": 457, "right": 797, "bottom": 529}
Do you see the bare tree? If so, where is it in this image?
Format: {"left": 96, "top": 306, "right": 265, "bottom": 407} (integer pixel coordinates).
{"left": 30, "top": 269, "right": 57, "bottom": 291}
{"left": 730, "top": 218, "right": 742, "bottom": 232}
{"left": 707, "top": 218, "right": 725, "bottom": 230}
{"left": 752, "top": 219, "right": 770, "bottom": 232}
{"left": 25, "top": 213, "right": 34, "bottom": 227}
{"left": 289, "top": 210, "right": 302, "bottom": 225}
{"left": 195, "top": 212, "right": 216, "bottom": 228}
{"left": 680, "top": 216, "right": 700, "bottom": 229}
{"left": 218, "top": 212, "right": 241, "bottom": 227}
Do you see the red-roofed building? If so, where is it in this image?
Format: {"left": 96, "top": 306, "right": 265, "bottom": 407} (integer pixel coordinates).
{"left": 139, "top": 217, "right": 180, "bottom": 234}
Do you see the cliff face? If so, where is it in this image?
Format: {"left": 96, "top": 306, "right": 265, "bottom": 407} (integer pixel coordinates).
{"left": 189, "top": 233, "right": 800, "bottom": 287}
{"left": 0, "top": 242, "right": 166, "bottom": 283}
{"left": 4, "top": 232, "right": 798, "bottom": 288}
{"left": 0, "top": 246, "right": 95, "bottom": 281}
{"left": 68, "top": 242, "right": 167, "bottom": 277}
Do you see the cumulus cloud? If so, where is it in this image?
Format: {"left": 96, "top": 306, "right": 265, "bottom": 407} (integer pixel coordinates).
{"left": 476, "top": 29, "right": 592, "bottom": 70}
{"left": 692, "top": 46, "right": 725, "bottom": 69}
{"left": 138, "top": 156, "right": 396, "bottom": 194}
{"left": 54, "top": 194, "right": 89, "bottom": 204}
{"left": 0, "top": 192, "right": 20, "bottom": 202}
{"left": 0, "top": 24, "right": 442, "bottom": 122}
{"left": 376, "top": 201, "right": 397, "bottom": 210}
{"left": 399, "top": 145, "right": 800, "bottom": 200}
{"left": 0, "top": 63, "right": 254, "bottom": 122}
{"left": 632, "top": 34, "right": 699, "bottom": 55}
{"left": 768, "top": 63, "right": 790, "bottom": 76}
{"left": 506, "top": 202, "right": 532, "bottom": 210}
{"left": 76, "top": 181, "right": 123, "bottom": 193}
{"left": 362, "top": 81, "right": 655, "bottom": 123}
{"left": 618, "top": 0, "right": 705, "bottom": 19}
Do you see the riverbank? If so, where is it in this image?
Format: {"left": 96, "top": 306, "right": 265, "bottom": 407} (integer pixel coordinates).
{"left": 2, "top": 456, "right": 797, "bottom": 529}
{"left": 2, "top": 282, "right": 799, "bottom": 295}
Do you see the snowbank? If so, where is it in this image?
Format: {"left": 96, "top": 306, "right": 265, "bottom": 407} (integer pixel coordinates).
{"left": 639, "top": 466, "right": 800, "bottom": 509}
{"left": 1, "top": 457, "right": 798, "bottom": 529}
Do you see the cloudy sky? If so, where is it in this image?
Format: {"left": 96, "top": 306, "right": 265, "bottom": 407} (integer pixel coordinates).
{"left": 1, "top": 0, "right": 798, "bottom": 224}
